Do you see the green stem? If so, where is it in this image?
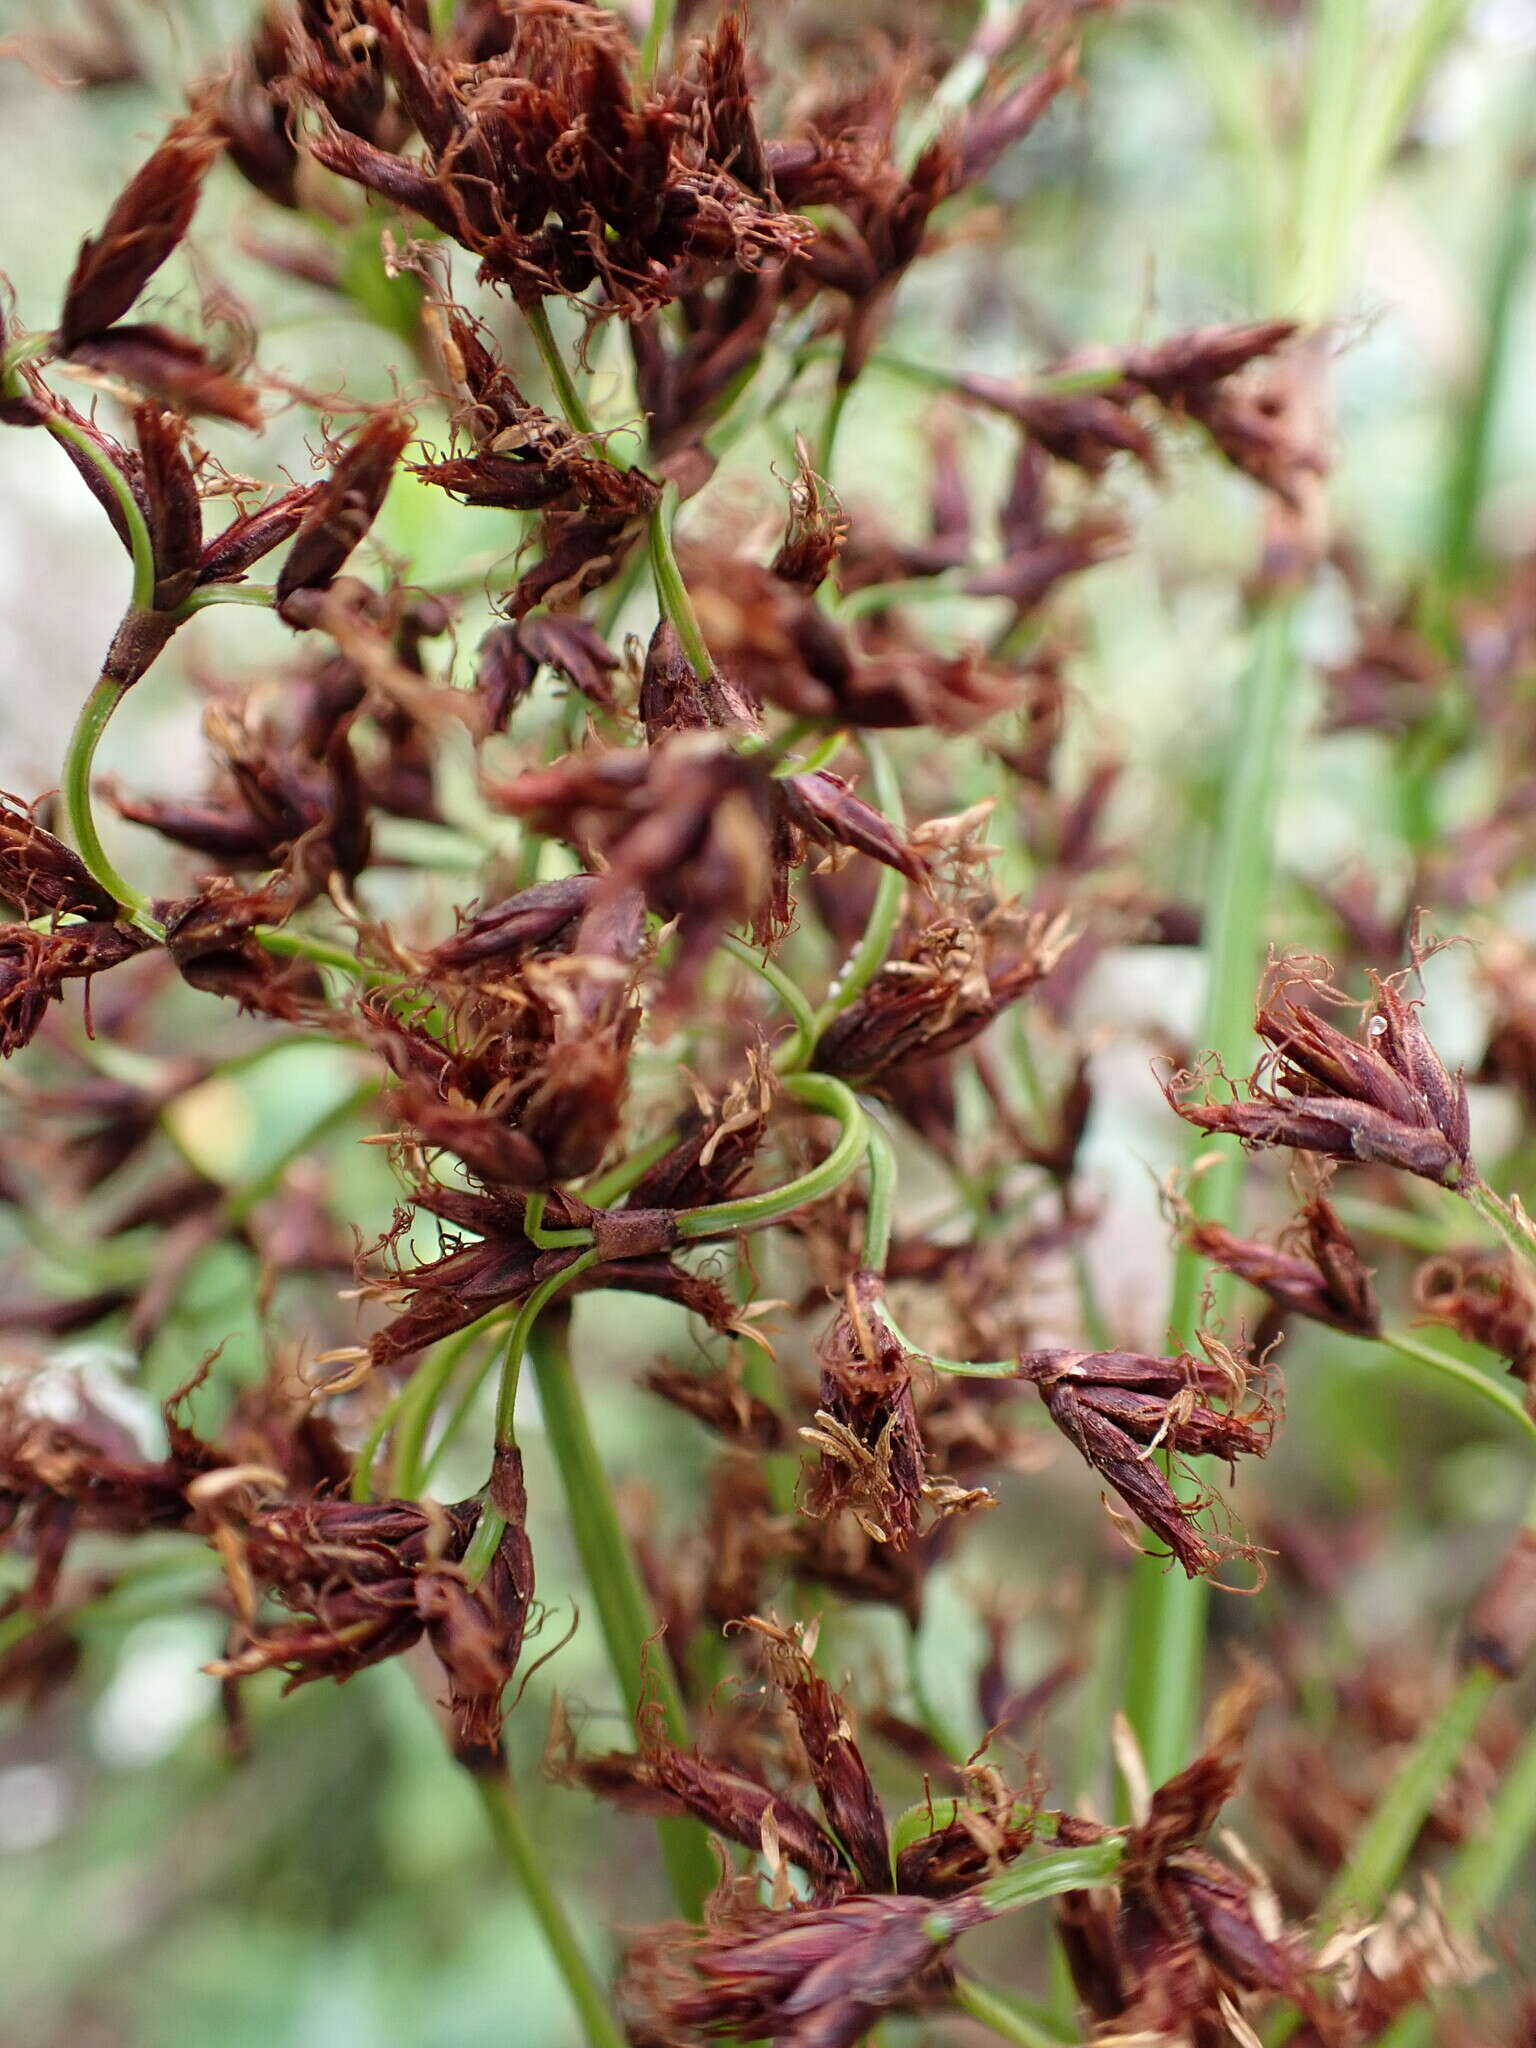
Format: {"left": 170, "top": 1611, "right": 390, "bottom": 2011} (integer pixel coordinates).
{"left": 526, "top": 1314, "right": 717, "bottom": 1918}
{"left": 1463, "top": 1180, "right": 1536, "bottom": 1274}
{"left": 674, "top": 1073, "right": 866, "bottom": 1239}
{"left": 806, "top": 736, "right": 908, "bottom": 1049}
{"left": 1378, "top": 1327, "right": 1536, "bottom": 1445}
{"left": 637, "top": 0, "right": 675, "bottom": 74}
{"left": 862, "top": 1116, "right": 897, "bottom": 1272}
{"left": 1124, "top": 596, "right": 1298, "bottom": 1788}
{"left": 952, "top": 1978, "right": 1070, "bottom": 2048}
{"left": 1322, "top": 1663, "right": 1497, "bottom": 1929}
{"left": 968, "top": 1837, "right": 1125, "bottom": 1919}
{"left": 722, "top": 932, "right": 819, "bottom": 1073}
{"left": 460, "top": 1252, "right": 602, "bottom": 1584}
{"left": 470, "top": 1768, "right": 627, "bottom": 2048}
{"left": 176, "top": 582, "right": 278, "bottom": 616}
{"left": 646, "top": 485, "right": 714, "bottom": 683}
{"left": 1292, "top": 0, "right": 1371, "bottom": 320}
{"left": 61, "top": 676, "right": 159, "bottom": 930}
{"left": 519, "top": 297, "right": 712, "bottom": 685}
{"left": 394, "top": 1319, "right": 501, "bottom": 1497}
{"left": 1437, "top": 73, "right": 1535, "bottom": 586}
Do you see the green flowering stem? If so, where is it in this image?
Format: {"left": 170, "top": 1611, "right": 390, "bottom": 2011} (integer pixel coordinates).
{"left": 721, "top": 932, "right": 819, "bottom": 1074}
{"left": 952, "top": 1977, "right": 1071, "bottom": 2048}
{"left": 61, "top": 675, "right": 161, "bottom": 932}
{"left": 862, "top": 1114, "right": 897, "bottom": 1272}
{"left": 1378, "top": 1328, "right": 1536, "bottom": 1446}
{"left": 526, "top": 1313, "right": 717, "bottom": 1919}
{"left": 647, "top": 483, "right": 715, "bottom": 683}
{"left": 806, "top": 736, "right": 908, "bottom": 1050}
{"left": 470, "top": 1767, "right": 627, "bottom": 2048}
{"left": 461, "top": 1251, "right": 603, "bottom": 1585}
{"left": 674, "top": 1072, "right": 867, "bottom": 1239}
{"left": 520, "top": 297, "right": 713, "bottom": 683}
{"left": 1376, "top": 1711, "right": 1536, "bottom": 2048}
{"left": 966, "top": 1836, "right": 1125, "bottom": 1921}
{"left": 393, "top": 1318, "right": 504, "bottom": 1498}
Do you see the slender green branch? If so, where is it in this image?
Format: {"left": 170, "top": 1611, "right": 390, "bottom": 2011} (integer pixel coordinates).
{"left": 1124, "top": 596, "right": 1299, "bottom": 1787}
{"left": 674, "top": 1073, "right": 867, "bottom": 1239}
{"left": 61, "top": 676, "right": 160, "bottom": 931}
{"left": 1379, "top": 1328, "right": 1536, "bottom": 1446}
{"left": 461, "top": 1251, "right": 602, "bottom": 1584}
{"left": 646, "top": 485, "right": 714, "bottom": 683}
{"left": 862, "top": 1116, "right": 897, "bottom": 1272}
{"left": 1463, "top": 1180, "right": 1536, "bottom": 1274}
{"left": 394, "top": 1319, "right": 502, "bottom": 1498}
{"left": 176, "top": 582, "right": 278, "bottom": 616}
{"left": 806, "top": 736, "right": 909, "bottom": 1049}
{"left": 1322, "top": 1664, "right": 1497, "bottom": 1928}
{"left": 721, "top": 931, "right": 819, "bottom": 1074}
{"left": 953, "top": 1977, "right": 1070, "bottom": 2048}
{"left": 470, "top": 1768, "right": 627, "bottom": 2048}
{"left": 526, "top": 1314, "right": 716, "bottom": 1918}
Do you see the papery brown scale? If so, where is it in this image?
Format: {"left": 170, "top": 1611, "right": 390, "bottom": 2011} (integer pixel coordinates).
{"left": 0, "top": 921, "right": 150, "bottom": 1057}
{"left": 0, "top": 795, "right": 120, "bottom": 921}
{"left": 746, "top": 1617, "right": 891, "bottom": 1892}
{"left": 425, "top": 875, "right": 601, "bottom": 972}
{"left": 134, "top": 404, "right": 203, "bottom": 609}
{"left": 58, "top": 114, "right": 222, "bottom": 350}
{"left": 198, "top": 487, "right": 321, "bottom": 585}
{"left": 65, "top": 325, "right": 262, "bottom": 429}
{"left": 1463, "top": 1528, "right": 1536, "bottom": 1679}
{"left": 1415, "top": 1251, "right": 1536, "bottom": 1389}
{"left": 641, "top": 1361, "right": 784, "bottom": 1452}
{"left": 277, "top": 412, "right": 413, "bottom": 608}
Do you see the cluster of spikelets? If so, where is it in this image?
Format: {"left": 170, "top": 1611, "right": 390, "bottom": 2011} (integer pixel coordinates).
{"left": 5, "top": 4, "right": 1536, "bottom": 2045}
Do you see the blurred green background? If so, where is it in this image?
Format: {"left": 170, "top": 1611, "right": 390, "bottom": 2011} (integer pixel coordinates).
{"left": 3, "top": 2, "right": 1536, "bottom": 2043}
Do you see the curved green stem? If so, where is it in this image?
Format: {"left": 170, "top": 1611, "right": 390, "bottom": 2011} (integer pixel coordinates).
{"left": 176, "top": 582, "right": 277, "bottom": 616}
{"left": 674, "top": 1072, "right": 866, "bottom": 1239}
{"left": 646, "top": 485, "right": 713, "bottom": 683}
{"left": 806, "top": 736, "right": 909, "bottom": 1050}
{"left": 1124, "top": 595, "right": 1299, "bottom": 1788}
{"left": 952, "top": 1977, "right": 1070, "bottom": 2048}
{"left": 862, "top": 1115, "right": 897, "bottom": 1272}
{"left": 61, "top": 676, "right": 159, "bottom": 930}
{"left": 1379, "top": 1327, "right": 1536, "bottom": 1446}
{"left": 526, "top": 1313, "right": 716, "bottom": 1918}
{"left": 470, "top": 1768, "right": 627, "bottom": 2048}
{"left": 1322, "top": 1663, "right": 1496, "bottom": 1929}
{"left": 721, "top": 931, "right": 818, "bottom": 1074}
{"left": 394, "top": 1318, "right": 502, "bottom": 1498}
{"left": 1463, "top": 1180, "right": 1536, "bottom": 1274}
{"left": 968, "top": 1836, "right": 1125, "bottom": 1919}
{"left": 460, "top": 1250, "right": 602, "bottom": 1584}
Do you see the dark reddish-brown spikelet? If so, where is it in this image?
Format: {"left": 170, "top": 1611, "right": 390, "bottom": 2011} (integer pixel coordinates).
{"left": 0, "top": 921, "right": 150, "bottom": 1056}
{"left": 1014, "top": 1345, "right": 1273, "bottom": 1576}
{"left": 562, "top": 1711, "right": 849, "bottom": 1892}
{"left": 204, "top": 1454, "right": 532, "bottom": 1749}
{"left": 1415, "top": 1251, "right": 1536, "bottom": 1396}
{"left": 1166, "top": 965, "right": 1476, "bottom": 1186}
{"left": 58, "top": 113, "right": 222, "bottom": 350}
{"left": 622, "top": 1888, "right": 986, "bottom": 2047}
{"left": 1059, "top": 1684, "right": 1331, "bottom": 2041}
{"left": 1187, "top": 1193, "right": 1379, "bottom": 1338}
{"left": 0, "top": 795, "right": 120, "bottom": 921}
{"left": 277, "top": 412, "right": 413, "bottom": 612}
{"left": 64, "top": 325, "right": 262, "bottom": 427}
{"left": 802, "top": 1272, "right": 928, "bottom": 1549}
{"left": 0, "top": 1372, "right": 221, "bottom": 1604}
{"left": 1463, "top": 1529, "right": 1536, "bottom": 1679}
